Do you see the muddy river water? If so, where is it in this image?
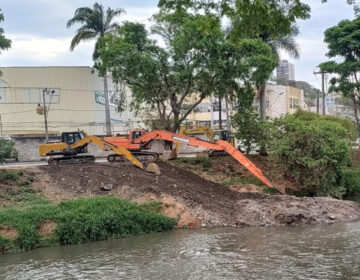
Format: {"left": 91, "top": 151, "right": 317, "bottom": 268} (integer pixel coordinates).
{"left": 1, "top": 221, "right": 360, "bottom": 280}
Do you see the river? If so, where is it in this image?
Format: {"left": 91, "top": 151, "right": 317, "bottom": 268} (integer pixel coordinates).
{"left": 0, "top": 221, "right": 360, "bottom": 280}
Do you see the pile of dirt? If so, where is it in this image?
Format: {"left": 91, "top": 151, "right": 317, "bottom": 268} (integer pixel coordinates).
{"left": 31, "top": 161, "right": 360, "bottom": 227}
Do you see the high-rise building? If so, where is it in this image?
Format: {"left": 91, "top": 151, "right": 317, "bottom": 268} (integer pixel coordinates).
{"left": 276, "top": 60, "right": 295, "bottom": 81}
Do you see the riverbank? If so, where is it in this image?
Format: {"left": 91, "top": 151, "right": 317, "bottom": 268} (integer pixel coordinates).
{"left": 1, "top": 160, "right": 360, "bottom": 253}
{"left": 18, "top": 161, "right": 360, "bottom": 225}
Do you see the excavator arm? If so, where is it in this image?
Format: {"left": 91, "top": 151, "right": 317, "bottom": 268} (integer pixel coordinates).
{"left": 71, "top": 136, "right": 144, "bottom": 169}
{"left": 134, "top": 130, "right": 273, "bottom": 187}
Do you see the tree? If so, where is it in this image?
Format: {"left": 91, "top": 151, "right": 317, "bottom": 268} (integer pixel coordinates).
{"left": 322, "top": 0, "right": 360, "bottom": 16}
{"left": 0, "top": 9, "right": 11, "bottom": 75}
{"left": 222, "top": 0, "right": 310, "bottom": 154}
{"left": 96, "top": 4, "right": 277, "bottom": 133}
{"left": 67, "top": 3, "right": 124, "bottom": 135}
{"left": 320, "top": 18, "right": 360, "bottom": 126}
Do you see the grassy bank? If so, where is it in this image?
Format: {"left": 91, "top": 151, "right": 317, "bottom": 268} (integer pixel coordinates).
{"left": 0, "top": 170, "right": 176, "bottom": 254}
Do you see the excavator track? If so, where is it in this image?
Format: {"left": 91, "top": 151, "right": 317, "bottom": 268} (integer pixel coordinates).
{"left": 107, "top": 151, "right": 159, "bottom": 164}
{"left": 48, "top": 155, "right": 96, "bottom": 165}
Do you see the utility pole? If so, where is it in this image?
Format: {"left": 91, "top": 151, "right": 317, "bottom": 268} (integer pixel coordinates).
{"left": 314, "top": 69, "right": 327, "bottom": 115}
{"left": 322, "top": 70, "right": 325, "bottom": 115}
{"left": 0, "top": 114, "right": 2, "bottom": 137}
{"left": 42, "top": 89, "right": 49, "bottom": 143}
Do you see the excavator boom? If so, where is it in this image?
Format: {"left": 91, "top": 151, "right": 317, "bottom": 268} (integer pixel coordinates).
{"left": 133, "top": 130, "right": 273, "bottom": 187}
{"left": 70, "top": 136, "right": 144, "bottom": 169}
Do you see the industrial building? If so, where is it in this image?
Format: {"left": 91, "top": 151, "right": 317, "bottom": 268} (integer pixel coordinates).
{"left": 0, "top": 66, "right": 141, "bottom": 137}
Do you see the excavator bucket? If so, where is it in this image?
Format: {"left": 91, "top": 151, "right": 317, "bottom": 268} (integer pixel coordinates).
{"left": 216, "top": 140, "right": 277, "bottom": 191}
{"left": 168, "top": 149, "right": 178, "bottom": 160}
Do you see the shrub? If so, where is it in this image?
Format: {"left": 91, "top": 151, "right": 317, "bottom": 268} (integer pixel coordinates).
{"left": 0, "top": 197, "right": 176, "bottom": 253}
{"left": 0, "top": 170, "right": 19, "bottom": 182}
{"left": 342, "top": 169, "right": 360, "bottom": 195}
{"left": 292, "top": 110, "right": 356, "bottom": 139}
{"left": 269, "top": 114, "right": 352, "bottom": 198}
{"left": 0, "top": 139, "right": 15, "bottom": 162}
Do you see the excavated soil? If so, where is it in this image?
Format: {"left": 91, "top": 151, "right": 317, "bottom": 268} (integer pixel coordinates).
{"left": 31, "top": 161, "right": 360, "bottom": 227}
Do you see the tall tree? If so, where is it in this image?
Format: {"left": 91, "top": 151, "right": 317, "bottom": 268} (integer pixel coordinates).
{"left": 67, "top": 3, "right": 124, "bottom": 135}
{"left": 222, "top": 0, "right": 309, "bottom": 121}
{"left": 96, "top": 3, "right": 276, "bottom": 132}
{"left": 0, "top": 9, "right": 11, "bottom": 62}
{"left": 222, "top": 0, "right": 310, "bottom": 155}
{"left": 320, "top": 18, "right": 360, "bottom": 126}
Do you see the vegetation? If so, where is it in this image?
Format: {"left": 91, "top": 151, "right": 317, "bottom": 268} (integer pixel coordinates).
{"left": 176, "top": 157, "right": 213, "bottom": 171}
{"left": 0, "top": 196, "right": 176, "bottom": 254}
{"left": 268, "top": 111, "right": 352, "bottom": 198}
{"left": 96, "top": 1, "right": 277, "bottom": 132}
{"left": 342, "top": 169, "right": 360, "bottom": 195}
{"left": 320, "top": 18, "right": 360, "bottom": 126}
{"left": 67, "top": 3, "right": 125, "bottom": 135}
{"left": 0, "top": 139, "right": 16, "bottom": 163}
{"left": 223, "top": 0, "right": 310, "bottom": 129}
{"left": 0, "top": 9, "right": 11, "bottom": 53}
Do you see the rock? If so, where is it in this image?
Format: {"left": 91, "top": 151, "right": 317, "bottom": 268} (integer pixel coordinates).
{"left": 100, "top": 183, "right": 113, "bottom": 191}
{"left": 146, "top": 163, "right": 161, "bottom": 176}
{"left": 160, "top": 151, "right": 173, "bottom": 161}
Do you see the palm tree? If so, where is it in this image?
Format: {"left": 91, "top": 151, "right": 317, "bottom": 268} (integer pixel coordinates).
{"left": 0, "top": 9, "right": 11, "bottom": 53}
{"left": 67, "top": 3, "right": 124, "bottom": 135}
{"left": 258, "top": 25, "right": 300, "bottom": 123}
{"left": 257, "top": 26, "right": 300, "bottom": 155}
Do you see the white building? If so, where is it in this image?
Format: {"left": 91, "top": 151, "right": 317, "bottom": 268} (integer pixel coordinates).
{"left": 0, "top": 66, "right": 143, "bottom": 136}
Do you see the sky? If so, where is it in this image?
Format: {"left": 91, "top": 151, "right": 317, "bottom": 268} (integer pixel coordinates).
{"left": 0, "top": 0, "right": 355, "bottom": 89}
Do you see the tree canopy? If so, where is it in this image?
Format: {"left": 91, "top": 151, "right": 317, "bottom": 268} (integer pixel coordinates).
{"left": 96, "top": 2, "right": 277, "bottom": 132}
{"left": 320, "top": 19, "right": 360, "bottom": 100}
{"left": 0, "top": 9, "right": 11, "bottom": 54}
{"left": 66, "top": 3, "right": 124, "bottom": 60}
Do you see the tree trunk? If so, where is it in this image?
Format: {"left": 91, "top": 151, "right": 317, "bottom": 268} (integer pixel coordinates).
{"left": 225, "top": 96, "right": 231, "bottom": 132}
{"left": 103, "top": 74, "right": 112, "bottom": 135}
{"left": 258, "top": 84, "right": 268, "bottom": 156}
{"left": 352, "top": 96, "right": 360, "bottom": 127}
{"left": 219, "top": 96, "right": 222, "bottom": 129}
{"left": 258, "top": 84, "right": 267, "bottom": 121}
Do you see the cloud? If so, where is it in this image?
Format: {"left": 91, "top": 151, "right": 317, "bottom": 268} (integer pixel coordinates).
{"left": 1, "top": 34, "right": 94, "bottom": 66}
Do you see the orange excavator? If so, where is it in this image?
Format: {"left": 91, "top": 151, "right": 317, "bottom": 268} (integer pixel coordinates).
{"left": 105, "top": 130, "right": 273, "bottom": 188}
{"left": 39, "top": 130, "right": 273, "bottom": 188}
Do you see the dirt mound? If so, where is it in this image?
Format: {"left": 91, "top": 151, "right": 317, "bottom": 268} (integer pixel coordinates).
{"left": 0, "top": 226, "right": 18, "bottom": 240}
{"left": 37, "top": 162, "right": 360, "bottom": 227}
{"left": 38, "top": 220, "right": 57, "bottom": 237}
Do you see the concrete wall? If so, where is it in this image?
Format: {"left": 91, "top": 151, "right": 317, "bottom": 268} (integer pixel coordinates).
{"left": 12, "top": 137, "right": 166, "bottom": 162}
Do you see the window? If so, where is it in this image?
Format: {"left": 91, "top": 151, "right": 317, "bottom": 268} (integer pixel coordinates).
{"left": 24, "top": 88, "right": 60, "bottom": 104}
{"left": 196, "top": 121, "right": 211, "bottom": 127}
{"left": 290, "top": 98, "right": 299, "bottom": 109}
{"left": 0, "top": 80, "right": 7, "bottom": 103}
{"left": 0, "top": 88, "right": 6, "bottom": 104}
{"left": 196, "top": 102, "right": 211, "bottom": 113}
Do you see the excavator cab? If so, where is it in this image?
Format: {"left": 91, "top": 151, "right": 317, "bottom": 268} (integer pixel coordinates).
{"left": 214, "top": 130, "right": 230, "bottom": 142}
{"left": 130, "top": 130, "right": 145, "bottom": 140}
{"left": 61, "top": 132, "right": 84, "bottom": 145}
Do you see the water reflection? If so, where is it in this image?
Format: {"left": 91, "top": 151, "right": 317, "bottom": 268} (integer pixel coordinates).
{"left": 0, "top": 222, "right": 360, "bottom": 280}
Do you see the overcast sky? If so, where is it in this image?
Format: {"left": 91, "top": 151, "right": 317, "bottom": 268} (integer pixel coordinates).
{"left": 0, "top": 0, "right": 355, "bottom": 89}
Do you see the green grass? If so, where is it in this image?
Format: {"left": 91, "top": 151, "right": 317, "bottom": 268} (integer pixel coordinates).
{"left": 175, "top": 156, "right": 212, "bottom": 171}
{"left": 0, "top": 197, "right": 176, "bottom": 254}
{"left": 218, "top": 177, "right": 263, "bottom": 186}
{"left": 263, "top": 187, "right": 278, "bottom": 195}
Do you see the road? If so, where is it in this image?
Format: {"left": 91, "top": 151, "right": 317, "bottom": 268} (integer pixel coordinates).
{"left": 0, "top": 158, "right": 108, "bottom": 169}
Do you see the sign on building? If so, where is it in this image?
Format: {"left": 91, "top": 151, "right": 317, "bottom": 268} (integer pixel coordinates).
{"left": 325, "top": 96, "right": 335, "bottom": 108}
{"left": 95, "top": 91, "right": 105, "bottom": 105}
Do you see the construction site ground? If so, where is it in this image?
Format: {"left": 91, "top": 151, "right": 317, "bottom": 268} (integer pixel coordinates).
{"left": 2, "top": 155, "right": 358, "bottom": 228}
